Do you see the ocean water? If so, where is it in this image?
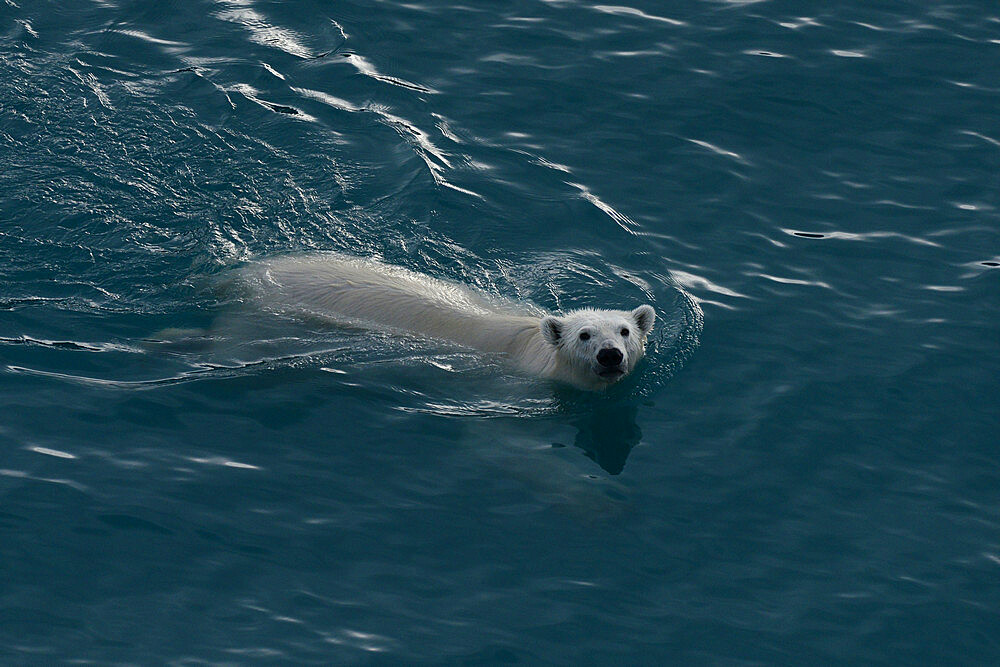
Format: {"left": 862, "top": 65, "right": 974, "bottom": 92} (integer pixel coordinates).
{"left": 1, "top": 0, "right": 998, "bottom": 662}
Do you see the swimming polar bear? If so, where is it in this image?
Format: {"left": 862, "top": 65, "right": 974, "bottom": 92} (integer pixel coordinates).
{"left": 256, "top": 253, "right": 655, "bottom": 391}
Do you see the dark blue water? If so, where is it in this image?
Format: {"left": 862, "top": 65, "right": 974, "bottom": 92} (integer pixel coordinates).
{"left": 2, "top": 0, "right": 999, "bottom": 662}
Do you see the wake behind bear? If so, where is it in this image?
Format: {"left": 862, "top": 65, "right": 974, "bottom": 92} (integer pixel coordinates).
{"left": 254, "top": 253, "right": 655, "bottom": 391}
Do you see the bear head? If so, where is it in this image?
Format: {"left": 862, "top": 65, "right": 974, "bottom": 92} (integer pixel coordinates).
{"left": 540, "top": 305, "right": 655, "bottom": 389}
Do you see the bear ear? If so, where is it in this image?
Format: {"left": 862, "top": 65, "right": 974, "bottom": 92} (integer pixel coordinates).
{"left": 540, "top": 316, "right": 563, "bottom": 346}
{"left": 631, "top": 305, "right": 655, "bottom": 336}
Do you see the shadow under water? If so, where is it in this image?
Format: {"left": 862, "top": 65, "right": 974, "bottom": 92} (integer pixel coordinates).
{"left": 551, "top": 387, "right": 644, "bottom": 475}
{"left": 571, "top": 401, "right": 642, "bottom": 475}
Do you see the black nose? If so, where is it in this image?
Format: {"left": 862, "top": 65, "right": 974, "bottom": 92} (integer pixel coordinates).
{"left": 597, "top": 348, "right": 623, "bottom": 367}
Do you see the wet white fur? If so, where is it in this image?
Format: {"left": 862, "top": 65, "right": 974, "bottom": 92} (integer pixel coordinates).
{"left": 258, "top": 254, "right": 655, "bottom": 390}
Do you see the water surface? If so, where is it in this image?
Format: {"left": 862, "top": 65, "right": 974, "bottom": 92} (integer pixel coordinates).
{"left": 1, "top": 0, "right": 998, "bottom": 662}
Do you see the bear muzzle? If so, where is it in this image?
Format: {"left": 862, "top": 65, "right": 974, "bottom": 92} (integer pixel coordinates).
{"left": 596, "top": 347, "right": 624, "bottom": 367}
{"left": 596, "top": 347, "right": 625, "bottom": 380}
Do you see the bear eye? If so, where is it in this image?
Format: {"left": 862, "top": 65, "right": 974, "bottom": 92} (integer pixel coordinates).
{"left": 621, "top": 327, "right": 630, "bottom": 337}
{"left": 579, "top": 332, "right": 590, "bottom": 341}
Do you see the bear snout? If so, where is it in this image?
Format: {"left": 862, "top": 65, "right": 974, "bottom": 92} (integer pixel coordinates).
{"left": 596, "top": 347, "right": 624, "bottom": 368}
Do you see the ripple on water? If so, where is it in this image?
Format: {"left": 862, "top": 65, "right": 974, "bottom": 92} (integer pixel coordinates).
{"left": 12, "top": 0, "right": 1000, "bottom": 662}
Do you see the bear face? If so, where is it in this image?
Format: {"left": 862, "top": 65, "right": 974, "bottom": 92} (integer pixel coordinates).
{"left": 540, "top": 305, "right": 655, "bottom": 388}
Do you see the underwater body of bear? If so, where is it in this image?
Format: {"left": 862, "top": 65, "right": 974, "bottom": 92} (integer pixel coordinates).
{"left": 257, "top": 254, "right": 655, "bottom": 391}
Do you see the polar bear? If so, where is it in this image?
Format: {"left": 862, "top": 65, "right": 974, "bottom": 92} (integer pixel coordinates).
{"left": 257, "top": 253, "right": 655, "bottom": 391}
